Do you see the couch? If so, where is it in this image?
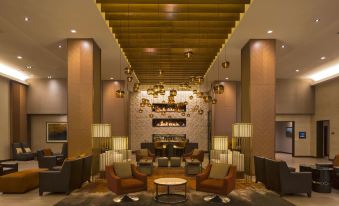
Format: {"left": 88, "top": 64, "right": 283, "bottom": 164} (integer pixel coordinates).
{"left": 39, "top": 156, "right": 89, "bottom": 195}
{"left": 37, "top": 148, "right": 65, "bottom": 169}
{"left": 265, "top": 158, "right": 312, "bottom": 197}
{"left": 254, "top": 156, "right": 266, "bottom": 184}
{"left": 12, "top": 143, "right": 34, "bottom": 161}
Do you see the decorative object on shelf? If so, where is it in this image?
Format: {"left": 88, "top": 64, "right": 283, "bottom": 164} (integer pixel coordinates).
{"left": 127, "top": 76, "right": 133, "bottom": 82}
{"left": 232, "top": 123, "right": 253, "bottom": 182}
{"left": 152, "top": 103, "right": 186, "bottom": 113}
{"left": 46, "top": 122, "right": 68, "bottom": 143}
{"left": 161, "top": 111, "right": 166, "bottom": 116}
{"left": 170, "top": 89, "right": 177, "bottom": 96}
{"left": 152, "top": 118, "right": 186, "bottom": 127}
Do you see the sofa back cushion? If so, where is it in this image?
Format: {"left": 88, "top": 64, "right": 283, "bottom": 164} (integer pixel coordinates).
{"left": 24, "top": 147, "right": 31, "bottom": 153}
{"left": 16, "top": 148, "right": 23, "bottom": 154}
{"left": 140, "top": 149, "right": 148, "bottom": 157}
{"left": 114, "top": 162, "right": 132, "bottom": 179}
{"left": 209, "top": 163, "right": 230, "bottom": 179}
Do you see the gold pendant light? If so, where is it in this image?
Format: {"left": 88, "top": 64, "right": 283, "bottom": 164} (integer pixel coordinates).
{"left": 170, "top": 89, "right": 177, "bottom": 96}
{"left": 127, "top": 76, "right": 133, "bottom": 82}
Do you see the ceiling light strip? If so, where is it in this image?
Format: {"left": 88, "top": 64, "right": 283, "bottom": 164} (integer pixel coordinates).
{"left": 0, "top": 63, "right": 29, "bottom": 85}
{"left": 309, "top": 63, "right": 339, "bottom": 85}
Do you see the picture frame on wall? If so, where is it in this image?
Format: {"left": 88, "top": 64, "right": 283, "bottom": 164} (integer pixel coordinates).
{"left": 285, "top": 127, "right": 293, "bottom": 138}
{"left": 46, "top": 122, "right": 68, "bottom": 143}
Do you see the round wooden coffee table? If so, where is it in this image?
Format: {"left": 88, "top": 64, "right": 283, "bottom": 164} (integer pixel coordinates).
{"left": 154, "top": 178, "right": 187, "bottom": 204}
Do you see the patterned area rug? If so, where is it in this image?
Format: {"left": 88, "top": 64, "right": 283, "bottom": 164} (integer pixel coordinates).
{"left": 54, "top": 189, "right": 295, "bottom": 206}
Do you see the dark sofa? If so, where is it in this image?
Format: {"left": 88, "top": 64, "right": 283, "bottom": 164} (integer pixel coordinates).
{"left": 254, "top": 156, "right": 312, "bottom": 197}
{"left": 39, "top": 155, "right": 92, "bottom": 195}
{"left": 0, "top": 163, "right": 18, "bottom": 176}
{"left": 12, "top": 143, "right": 35, "bottom": 161}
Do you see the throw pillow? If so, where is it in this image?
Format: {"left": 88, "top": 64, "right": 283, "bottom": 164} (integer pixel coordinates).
{"left": 140, "top": 149, "right": 148, "bottom": 157}
{"left": 16, "top": 148, "right": 23, "bottom": 154}
{"left": 209, "top": 163, "right": 230, "bottom": 179}
{"left": 192, "top": 149, "right": 200, "bottom": 156}
{"left": 24, "top": 147, "right": 31, "bottom": 153}
{"left": 43, "top": 148, "right": 53, "bottom": 156}
{"left": 113, "top": 162, "right": 132, "bottom": 178}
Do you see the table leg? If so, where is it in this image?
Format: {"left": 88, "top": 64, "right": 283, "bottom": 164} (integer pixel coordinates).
{"left": 156, "top": 184, "right": 158, "bottom": 200}
{"left": 185, "top": 183, "right": 187, "bottom": 198}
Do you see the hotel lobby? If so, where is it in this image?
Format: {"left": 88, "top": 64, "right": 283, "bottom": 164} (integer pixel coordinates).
{"left": 0, "top": 0, "right": 339, "bottom": 205}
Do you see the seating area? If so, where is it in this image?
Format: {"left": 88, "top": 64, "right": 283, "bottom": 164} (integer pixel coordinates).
{"left": 1, "top": 1, "right": 339, "bottom": 206}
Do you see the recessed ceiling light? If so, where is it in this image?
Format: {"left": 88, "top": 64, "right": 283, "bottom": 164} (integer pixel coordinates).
{"left": 315, "top": 18, "right": 320, "bottom": 23}
{"left": 17, "top": 56, "right": 23, "bottom": 59}
{"left": 320, "top": 56, "right": 326, "bottom": 60}
{"left": 70, "top": 29, "right": 77, "bottom": 33}
{"left": 26, "top": 65, "right": 32, "bottom": 69}
{"left": 24, "top": 17, "right": 30, "bottom": 22}
{"left": 281, "top": 45, "right": 285, "bottom": 49}
{"left": 58, "top": 44, "right": 62, "bottom": 48}
{"left": 48, "top": 76, "right": 52, "bottom": 79}
{"left": 110, "top": 77, "right": 114, "bottom": 80}
{"left": 296, "top": 69, "right": 300, "bottom": 72}
{"left": 225, "top": 77, "right": 229, "bottom": 80}
{"left": 267, "top": 30, "right": 273, "bottom": 34}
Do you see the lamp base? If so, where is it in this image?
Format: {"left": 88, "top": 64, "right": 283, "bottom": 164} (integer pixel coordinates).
{"left": 203, "top": 195, "right": 230, "bottom": 204}
{"left": 113, "top": 194, "right": 139, "bottom": 203}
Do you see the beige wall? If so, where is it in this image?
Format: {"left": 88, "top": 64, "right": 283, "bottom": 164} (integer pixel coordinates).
{"left": 312, "top": 78, "right": 339, "bottom": 159}
{"left": 27, "top": 79, "right": 67, "bottom": 114}
{"left": 276, "top": 115, "right": 312, "bottom": 156}
{"left": 212, "top": 82, "right": 237, "bottom": 138}
{"left": 130, "top": 90, "right": 208, "bottom": 151}
{"left": 276, "top": 79, "right": 314, "bottom": 114}
{"left": 275, "top": 121, "right": 293, "bottom": 154}
{"left": 0, "top": 77, "right": 10, "bottom": 159}
{"left": 102, "top": 80, "right": 129, "bottom": 136}
{"left": 30, "top": 115, "right": 67, "bottom": 152}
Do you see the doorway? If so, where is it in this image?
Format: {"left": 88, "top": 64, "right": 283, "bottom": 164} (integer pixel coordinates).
{"left": 316, "top": 120, "right": 330, "bottom": 158}
{"left": 275, "top": 121, "right": 295, "bottom": 156}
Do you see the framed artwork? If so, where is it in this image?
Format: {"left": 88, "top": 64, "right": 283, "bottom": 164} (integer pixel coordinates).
{"left": 46, "top": 122, "right": 68, "bottom": 143}
{"left": 285, "top": 127, "right": 293, "bottom": 138}
{"left": 299, "top": 131, "right": 307, "bottom": 139}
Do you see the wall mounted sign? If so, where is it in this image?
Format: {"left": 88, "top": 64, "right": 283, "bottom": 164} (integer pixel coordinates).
{"left": 299, "top": 131, "right": 306, "bottom": 139}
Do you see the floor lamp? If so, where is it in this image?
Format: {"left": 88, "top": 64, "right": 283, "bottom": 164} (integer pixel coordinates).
{"left": 232, "top": 123, "right": 253, "bottom": 183}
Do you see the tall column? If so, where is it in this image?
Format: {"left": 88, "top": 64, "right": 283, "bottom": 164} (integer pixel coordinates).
{"left": 241, "top": 39, "right": 276, "bottom": 159}
{"left": 67, "top": 39, "right": 101, "bottom": 157}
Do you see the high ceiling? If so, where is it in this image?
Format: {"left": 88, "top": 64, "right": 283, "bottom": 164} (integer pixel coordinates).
{"left": 97, "top": 0, "right": 250, "bottom": 84}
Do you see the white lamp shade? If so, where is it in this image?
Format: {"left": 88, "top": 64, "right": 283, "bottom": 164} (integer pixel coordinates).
{"left": 212, "top": 136, "right": 228, "bottom": 150}
{"left": 232, "top": 123, "right": 253, "bottom": 137}
{"left": 92, "top": 124, "right": 111, "bottom": 137}
{"left": 111, "top": 136, "right": 128, "bottom": 150}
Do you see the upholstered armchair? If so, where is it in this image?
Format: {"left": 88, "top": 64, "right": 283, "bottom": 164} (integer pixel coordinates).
{"left": 136, "top": 149, "right": 155, "bottom": 162}
{"left": 254, "top": 156, "right": 266, "bottom": 185}
{"left": 106, "top": 163, "right": 147, "bottom": 202}
{"left": 183, "top": 149, "right": 204, "bottom": 163}
{"left": 196, "top": 164, "right": 236, "bottom": 203}
{"left": 37, "top": 148, "right": 64, "bottom": 169}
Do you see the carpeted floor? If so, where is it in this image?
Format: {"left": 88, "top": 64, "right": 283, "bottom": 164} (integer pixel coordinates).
{"left": 54, "top": 167, "right": 295, "bottom": 206}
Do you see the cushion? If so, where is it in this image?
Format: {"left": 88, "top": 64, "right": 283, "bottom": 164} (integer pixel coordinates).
{"left": 16, "top": 148, "right": 23, "bottom": 154}
{"left": 192, "top": 149, "right": 200, "bottom": 156}
{"left": 113, "top": 162, "right": 132, "bottom": 178}
{"left": 120, "top": 178, "right": 144, "bottom": 189}
{"left": 24, "top": 148, "right": 31, "bottom": 153}
{"left": 140, "top": 149, "right": 148, "bottom": 157}
{"left": 209, "top": 163, "right": 230, "bottom": 179}
{"left": 200, "top": 179, "right": 224, "bottom": 190}
{"left": 43, "top": 149, "right": 53, "bottom": 156}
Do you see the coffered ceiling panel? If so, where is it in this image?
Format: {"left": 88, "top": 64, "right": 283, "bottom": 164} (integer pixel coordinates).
{"left": 97, "top": 0, "right": 250, "bottom": 83}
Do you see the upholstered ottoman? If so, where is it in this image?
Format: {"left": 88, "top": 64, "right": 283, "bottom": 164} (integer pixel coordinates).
{"left": 170, "top": 157, "right": 181, "bottom": 167}
{"left": 185, "top": 159, "right": 201, "bottom": 175}
{"left": 0, "top": 168, "right": 46, "bottom": 193}
{"left": 157, "top": 157, "right": 169, "bottom": 167}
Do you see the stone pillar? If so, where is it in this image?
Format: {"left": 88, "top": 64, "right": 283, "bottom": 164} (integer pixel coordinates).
{"left": 67, "top": 39, "right": 101, "bottom": 157}
{"left": 241, "top": 39, "right": 276, "bottom": 159}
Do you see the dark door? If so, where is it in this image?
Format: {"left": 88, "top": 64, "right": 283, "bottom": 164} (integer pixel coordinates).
{"left": 316, "top": 121, "right": 324, "bottom": 158}
{"left": 324, "top": 125, "right": 329, "bottom": 156}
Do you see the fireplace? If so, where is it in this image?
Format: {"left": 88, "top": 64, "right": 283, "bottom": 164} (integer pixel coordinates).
{"left": 152, "top": 118, "right": 186, "bottom": 127}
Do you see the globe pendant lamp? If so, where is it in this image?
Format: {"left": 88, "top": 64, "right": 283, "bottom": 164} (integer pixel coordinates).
{"left": 127, "top": 76, "right": 133, "bottom": 82}
{"left": 124, "top": 66, "right": 133, "bottom": 75}
{"left": 213, "top": 84, "right": 224, "bottom": 94}
{"left": 170, "top": 89, "right": 177, "bottom": 96}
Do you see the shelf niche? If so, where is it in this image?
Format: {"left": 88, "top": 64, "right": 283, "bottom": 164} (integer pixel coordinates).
{"left": 152, "top": 103, "right": 186, "bottom": 113}
{"left": 152, "top": 118, "right": 186, "bottom": 127}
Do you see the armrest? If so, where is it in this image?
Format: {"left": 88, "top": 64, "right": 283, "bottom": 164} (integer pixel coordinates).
{"left": 0, "top": 163, "right": 18, "bottom": 170}
{"left": 196, "top": 165, "right": 211, "bottom": 182}
{"left": 105, "top": 166, "right": 121, "bottom": 182}
{"left": 39, "top": 170, "right": 62, "bottom": 179}
{"left": 183, "top": 151, "right": 193, "bottom": 158}
{"left": 132, "top": 164, "right": 147, "bottom": 183}
{"left": 288, "top": 172, "right": 312, "bottom": 184}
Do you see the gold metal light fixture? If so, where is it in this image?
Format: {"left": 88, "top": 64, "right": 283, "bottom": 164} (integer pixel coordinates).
{"left": 197, "top": 92, "right": 204, "bottom": 98}
{"left": 170, "top": 89, "right": 177, "bottom": 96}
{"left": 222, "top": 61, "right": 230, "bottom": 69}
{"left": 186, "top": 113, "right": 190, "bottom": 117}
{"left": 116, "top": 89, "right": 125, "bottom": 98}
{"left": 138, "top": 108, "right": 143, "bottom": 113}
{"left": 213, "top": 84, "right": 224, "bottom": 94}
{"left": 124, "top": 66, "right": 133, "bottom": 75}
{"left": 193, "top": 90, "right": 197, "bottom": 94}
{"left": 184, "top": 50, "right": 193, "bottom": 59}
{"left": 189, "top": 95, "right": 194, "bottom": 100}
{"left": 181, "top": 112, "right": 186, "bottom": 116}
{"left": 147, "top": 88, "right": 154, "bottom": 95}
{"left": 212, "top": 99, "right": 217, "bottom": 104}
{"left": 149, "top": 114, "right": 154, "bottom": 118}
{"left": 127, "top": 76, "right": 133, "bottom": 82}
{"left": 203, "top": 95, "right": 212, "bottom": 103}
{"left": 198, "top": 109, "right": 204, "bottom": 115}
{"left": 196, "top": 76, "right": 204, "bottom": 84}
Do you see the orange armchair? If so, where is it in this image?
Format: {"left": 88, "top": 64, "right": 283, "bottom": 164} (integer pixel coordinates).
{"left": 136, "top": 149, "right": 155, "bottom": 162}
{"left": 196, "top": 164, "right": 236, "bottom": 203}
{"left": 183, "top": 149, "right": 204, "bottom": 162}
{"left": 106, "top": 164, "right": 147, "bottom": 202}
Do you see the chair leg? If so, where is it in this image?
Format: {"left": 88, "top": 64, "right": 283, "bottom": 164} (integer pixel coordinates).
{"left": 113, "top": 194, "right": 139, "bottom": 203}
{"left": 307, "top": 192, "right": 312, "bottom": 198}
{"left": 203, "top": 194, "right": 230, "bottom": 204}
